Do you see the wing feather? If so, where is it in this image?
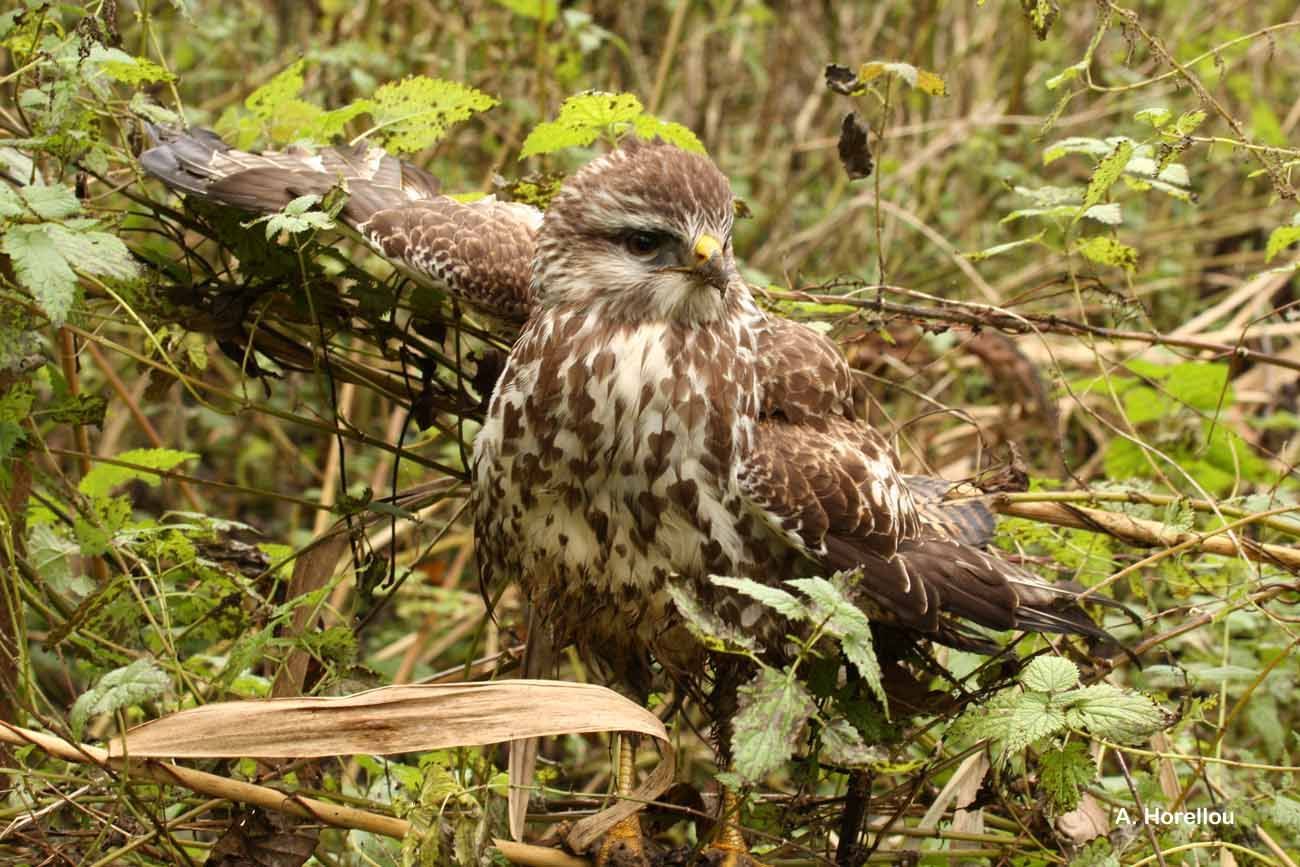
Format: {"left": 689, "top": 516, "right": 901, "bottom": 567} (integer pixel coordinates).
{"left": 139, "top": 125, "right": 539, "bottom": 325}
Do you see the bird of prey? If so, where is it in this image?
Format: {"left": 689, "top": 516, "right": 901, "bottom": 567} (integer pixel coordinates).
{"left": 141, "top": 129, "right": 1117, "bottom": 866}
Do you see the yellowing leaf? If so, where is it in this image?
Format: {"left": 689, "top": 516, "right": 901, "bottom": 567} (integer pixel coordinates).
{"left": 1075, "top": 236, "right": 1137, "bottom": 271}
{"left": 366, "top": 76, "right": 497, "bottom": 153}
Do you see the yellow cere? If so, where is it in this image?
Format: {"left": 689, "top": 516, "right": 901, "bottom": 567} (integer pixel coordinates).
{"left": 693, "top": 233, "right": 722, "bottom": 263}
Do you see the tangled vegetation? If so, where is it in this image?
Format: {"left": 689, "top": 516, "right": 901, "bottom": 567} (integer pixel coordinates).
{"left": 2, "top": 1, "right": 1300, "bottom": 865}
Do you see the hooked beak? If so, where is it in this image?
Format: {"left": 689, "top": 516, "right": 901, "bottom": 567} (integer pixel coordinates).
{"left": 691, "top": 233, "right": 729, "bottom": 293}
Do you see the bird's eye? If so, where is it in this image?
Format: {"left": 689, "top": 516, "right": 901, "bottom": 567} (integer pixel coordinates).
{"left": 622, "top": 230, "right": 665, "bottom": 258}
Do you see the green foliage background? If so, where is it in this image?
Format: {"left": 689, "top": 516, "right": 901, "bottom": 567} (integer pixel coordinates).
{"left": 2, "top": 0, "right": 1300, "bottom": 864}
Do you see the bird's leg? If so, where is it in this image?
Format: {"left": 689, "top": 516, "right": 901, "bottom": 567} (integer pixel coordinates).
{"left": 697, "top": 786, "right": 769, "bottom": 866}
{"left": 594, "top": 733, "right": 650, "bottom": 867}
{"left": 698, "top": 661, "right": 769, "bottom": 867}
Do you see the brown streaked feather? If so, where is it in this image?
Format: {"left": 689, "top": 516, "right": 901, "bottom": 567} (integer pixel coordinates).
{"left": 756, "top": 316, "right": 856, "bottom": 425}
{"left": 139, "top": 125, "right": 539, "bottom": 324}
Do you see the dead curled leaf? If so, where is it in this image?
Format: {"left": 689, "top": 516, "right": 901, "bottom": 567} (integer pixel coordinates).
{"left": 111, "top": 680, "right": 674, "bottom": 853}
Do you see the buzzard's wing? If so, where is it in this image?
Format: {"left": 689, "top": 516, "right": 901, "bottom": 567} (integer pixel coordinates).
{"left": 139, "top": 126, "right": 539, "bottom": 326}
{"left": 743, "top": 317, "right": 1112, "bottom": 646}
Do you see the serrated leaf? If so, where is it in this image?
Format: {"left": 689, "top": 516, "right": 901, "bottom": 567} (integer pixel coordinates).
{"left": 2, "top": 224, "right": 78, "bottom": 326}
{"left": 711, "top": 575, "right": 809, "bottom": 621}
{"left": 1002, "top": 692, "right": 1068, "bottom": 757}
{"left": 1075, "top": 236, "right": 1137, "bottom": 271}
{"left": 1135, "top": 107, "right": 1172, "bottom": 128}
{"left": 79, "top": 448, "right": 199, "bottom": 498}
{"left": 1062, "top": 683, "right": 1167, "bottom": 742}
{"left": 630, "top": 115, "right": 706, "bottom": 154}
{"left": 89, "top": 46, "right": 174, "bottom": 84}
{"left": 70, "top": 659, "right": 170, "bottom": 738}
{"left": 19, "top": 184, "right": 82, "bottom": 220}
{"left": 1039, "top": 741, "right": 1095, "bottom": 813}
{"left": 731, "top": 667, "right": 815, "bottom": 782}
{"left": 1080, "top": 140, "right": 1135, "bottom": 213}
{"left": 1169, "top": 109, "right": 1207, "bottom": 137}
{"left": 787, "top": 576, "right": 885, "bottom": 708}
{"left": 246, "top": 59, "right": 307, "bottom": 118}
{"left": 1165, "top": 361, "right": 1229, "bottom": 411}
{"left": 665, "top": 582, "right": 757, "bottom": 652}
{"left": 819, "top": 718, "right": 878, "bottom": 767}
{"left": 1021, "top": 656, "right": 1080, "bottom": 692}
{"left": 245, "top": 193, "right": 337, "bottom": 238}
{"left": 1266, "top": 224, "right": 1300, "bottom": 263}
{"left": 366, "top": 76, "right": 497, "bottom": 153}
{"left": 857, "top": 61, "right": 944, "bottom": 95}
{"left": 44, "top": 224, "right": 140, "bottom": 282}
{"left": 520, "top": 91, "right": 644, "bottom": 158}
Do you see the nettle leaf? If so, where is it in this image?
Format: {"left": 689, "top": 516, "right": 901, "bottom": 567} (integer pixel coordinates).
{"left": 1021, "top": 656, "right": 1080, "bottom": 693}
{"left": 3, "top": 224, "right": 78, "bottom": 326}
{"left": 1003, "top": 692, "right": 1068, "bottom": 757}
{"left": 787, "top": 575, "right": 885, "bottom": 708}
{"left": 366, "top": 76, "right": 497, "bottom": 154}
{"left": 1080, "top": 140, "right": 1135, "bottom": 213}
{"left": 1165, "top": 361, "right": 1230, "bottom": 411}
{"left": 70, "top": 659, "right": 170, "bottom": 738}
{"left": 1169, "top": 109, "right": 1207, "bottom": 137}
{"left": 732, "top": 667, "right": 816, "bottom": 782}
{"left": 79, "top": 448, "right": 198, "bottom": 498}
{"left": 17, "top": 183, "right": 81, "bottom": 220}
{"left": 1265, "top": 220, "right": 1300, "bottom": 263}
{"left": 666, "top": 582, "right": 757, "bottom": 653}
{"left": 1075, "top": 236, "right": 1137, "bottom": 271}
{"left": 711, "top": 575, "right": 809, "bottom": 621}
{"left": 521, "top": 92, "right": 644, "bottom": 158}
{"left": 245, "top": 58, "right": 308, "bottom": 118}
{"left": 245, "top": 193, "right": 337, "bottom": 239}
{"left": 631, "top": 115, "right": 706, "bottom": 154}
{"left": 1062, "top": 683, "right": 1167, "bottom": 742}
{"left": 819, "top": 718, "right": 878, "bottom": 767}
{"left": 1038, "top": 741, "right": 1095, "bottom": 813}
{"left": 1135, "top": 107, "right": 1172, "bottom": 128}
{"left": 520, "top": 91, "right": 706, "bottom": 158}
{"left": 88, "top": 45, "right": 174, "bottom": 85}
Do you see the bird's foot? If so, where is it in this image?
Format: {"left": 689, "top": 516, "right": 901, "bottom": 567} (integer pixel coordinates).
{"left": 593, "top": 814, "right": 652, "bottom": 867}
{"left": 695, "top": 840, "right": 769, "bottom": 866}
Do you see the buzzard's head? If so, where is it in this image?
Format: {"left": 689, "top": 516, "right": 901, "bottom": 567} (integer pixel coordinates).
{"left": 532, "top": 137, "right": 740, "bottom": 323}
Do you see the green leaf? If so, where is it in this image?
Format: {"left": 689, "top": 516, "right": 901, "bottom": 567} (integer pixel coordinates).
{"left": 787, "top": 575, "right": 885, "bottom": 708}
{"left": 493, "top": 0, "right": 557, "bottom": 22}
{"left": 1265, "top": 224, "right": 1300, "bottom": 263}
{"left": 665, "top": 582, "right": 757, "bottom": 653}
{"left": 89, "top": 46, "right": 174, "bottom": 84}
{"left": 1074, "top": 236, "right": 1137, "bottom": 271}
{"left": 245, "top": 193, "right": 337, "bottom": 238}
{"left": 1080, "top": 140, "right": 1135, "bottom": 213}
{"left": 711, "top": 575, "right": 809, "bottom": 621}
{"left": 1263, "top": 796, "right": 1300, "bottom": 837}
{"left": 1039, "top": 741, "right": 1095, "bottom": 813}
{"left": 366, "top": 76, "right": 497, "bottom": 153}
{"left": 1134, "top": 107, "right": 1172, "bottom": 128}
{"left": 245, "top": 59, "right": 307, "bottom": 118}
{"left": 520, "top": 91, "right": 644, "bottom": 158}
{"left": 819, "top": 718, "right": 878, "bottom": 767}
{"left": 70, "top": 659, "right": 170, "bottom": 738}
{"left": 731, "top": 667, "right": 815, "bottom": 782}
{"left": 1021, "top": 656, "right": 1080, "bottom": 693}
{"left": 1062, "top": 683, "right": 1167, "bottom": 742}
{"left": 1002, "top": 692, "right": 1068, "bottom": 757}
{"left": 1169, "top": 109, "right": 1207, "bottom": 137}
{"left": 630, "top": 115, "right": 706, "bottom": 154}
{"left": 18, "top": 184, "right": 81, "bottom": 220}
{"left": 79, "top": 448, "right": 199, "bottom": 498}
{"left": 2, "top": 224, "right": 78, "bottom": 326}
{"left": 1165, "top": 361, "right": 1230, "bottom": 411}
{"left": 964, "top": 232, "right": 1047, "bottom": 261}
